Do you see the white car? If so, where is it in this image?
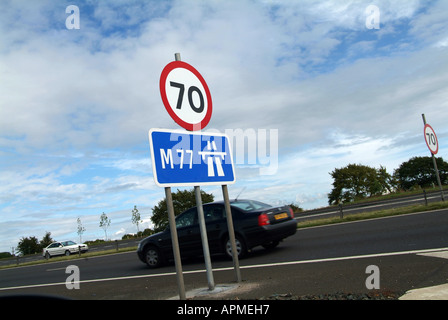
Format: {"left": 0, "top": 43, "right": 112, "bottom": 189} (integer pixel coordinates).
{"left": 43, "top": 241, "right": 88, "bottom": 259}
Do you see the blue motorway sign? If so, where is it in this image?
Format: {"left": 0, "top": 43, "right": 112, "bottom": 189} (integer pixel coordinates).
{"left": 149, "top": 129, "right": 236, "bottom": 187}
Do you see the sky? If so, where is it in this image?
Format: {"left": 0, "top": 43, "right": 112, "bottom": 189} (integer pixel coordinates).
{"left": 1, "top": 0, "right": 447, "bottom": 253}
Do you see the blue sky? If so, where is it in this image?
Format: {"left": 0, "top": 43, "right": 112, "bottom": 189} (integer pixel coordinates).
{"left": 1, "top": 0, "right": 448, "bottom": 253}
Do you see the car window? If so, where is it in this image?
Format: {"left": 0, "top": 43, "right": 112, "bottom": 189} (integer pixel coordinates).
{"left": 62, "top": 241, "right": 76, "bottom": 246}
{"left": 49, "top": 243, "right": 60, "bottom": 248}
{"left": 230, "top": 200, "right": 272, "bottom": 212}
{"left": 204, "top": 205, "right": 224, "bottom": 222}
{"left": 176, "top": 209, "right": 197, "bottom": 228}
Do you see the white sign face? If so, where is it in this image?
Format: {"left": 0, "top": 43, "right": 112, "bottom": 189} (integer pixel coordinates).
{"left": 159, "top": 61, "right": 212, "bottom": 131}
{"left": 424, "top": 124, "right": 439, "bottom": 155}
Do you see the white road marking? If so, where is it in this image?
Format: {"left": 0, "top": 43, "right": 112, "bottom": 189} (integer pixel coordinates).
{"left": 46, "top": 267, "right": 67, "bottom": 272}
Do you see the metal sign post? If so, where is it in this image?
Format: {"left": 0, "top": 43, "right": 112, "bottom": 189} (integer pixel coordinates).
{"left": 165, "top": 186, "right": 186, "bottom": 300}
{"left": 222, "top": 184, "right": 242, "bottom": 283}
{"left": 195, "top": 185, "right": 215, "bottom": 291}
{"left": 422, "top": 114, "right": 445, "bottom": 201}
{"left": 149, "top": 53, "right": 241, "bottom": 299}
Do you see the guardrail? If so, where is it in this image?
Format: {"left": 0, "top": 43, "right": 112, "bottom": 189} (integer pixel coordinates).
{"left": 296, "top": 189, "right": 446, "bottom": 222}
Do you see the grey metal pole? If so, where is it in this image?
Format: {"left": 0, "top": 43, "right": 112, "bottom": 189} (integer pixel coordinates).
{"left": 162, "top": 51, "right": 187, "bottom": 300}
{"left": 195, "top": 185, "right": 215, "bottom": 291}
{"left": 175, "top": 51, "right": 214, "bottom": 291}
{"left": 165, "top": 186, "right": 186, "bottom": 300}
{"left": 222, "top": 184, "right": 242, "bottom": 283}
{"left": 422, "top": 114, "right": 445, "bottom": 201}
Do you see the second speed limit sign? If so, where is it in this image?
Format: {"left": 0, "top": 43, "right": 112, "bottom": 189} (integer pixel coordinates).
{"left": 160, "top": 61, "right": 212, "bottom": 131}
{"left": 424, "top": 124, "right": 439, "bottom": 154}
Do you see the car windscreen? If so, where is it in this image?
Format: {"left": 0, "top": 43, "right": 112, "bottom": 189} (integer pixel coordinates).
{"left": 230, "top": 200, "right": 272, "bottom": 212}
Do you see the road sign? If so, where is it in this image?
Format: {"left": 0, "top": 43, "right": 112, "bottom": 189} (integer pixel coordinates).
{"left": 424, "top": 124, "right": 439, "bottom": 155}
{"left": 149, "top": 129, "right": 235, "bottom": 187}
{"left": 159, "top": 61, "right": 212, "bottom": 131}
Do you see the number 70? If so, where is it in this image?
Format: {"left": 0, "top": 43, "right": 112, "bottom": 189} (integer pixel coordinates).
{"left": 170, "top": 81, "right": 204, "bottom": 113}
{"left": 426, "top": 132, "right": 436, "bottom": 145}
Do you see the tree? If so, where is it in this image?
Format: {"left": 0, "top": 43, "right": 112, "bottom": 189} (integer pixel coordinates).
{"left": 99, "top": 212, "right": 111, "bottom": 240}
{"left": 77, "top": 218, "right": 86, "bottom": 243}
{"left": 40, "top": 232, "right": 53, "bottom": 248}
{"left": 17, "top": 236, "right": 40, "bottom": 255}
{"left": 151, "top": 189, "right": 214, "bottom": 232}
{"left": 288, "top": 203, "right": 303, "bottom": 213}
{"left": 328, "top": 163, "right": 394, "bottom": 205}
{"left": 131, "top": 205, "right": 142, "bottom": 234}
{"left": 394, "top": 156, "right": 448, "bottom": 190}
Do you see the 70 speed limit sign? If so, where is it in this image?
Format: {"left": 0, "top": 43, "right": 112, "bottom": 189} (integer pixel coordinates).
{"left": 160, "top": 61, "right": 212, "bottom": 131}
{"left": 424, "top": 124, "right": 439, "bottom": 155}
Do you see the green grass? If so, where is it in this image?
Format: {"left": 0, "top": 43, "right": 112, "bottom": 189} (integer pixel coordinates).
{"left": 297, "top": 200, "right": 448, "bottom": 229}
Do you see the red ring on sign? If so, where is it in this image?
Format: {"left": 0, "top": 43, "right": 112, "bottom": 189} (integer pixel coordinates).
{"left": 160, "top": 61, "right": 212, "bottom": 131}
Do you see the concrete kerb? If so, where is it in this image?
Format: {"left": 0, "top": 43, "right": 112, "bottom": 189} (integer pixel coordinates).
{"left": 399, "top": 284, "right": 448, "bottom": 300}
{"left": 168, "top": 283, "right": 240, "bottom": 300}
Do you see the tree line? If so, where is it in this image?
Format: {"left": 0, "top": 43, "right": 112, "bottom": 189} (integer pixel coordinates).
{"left": 9, "top": 205, "right": 149, "bottom": 257}
{"left": 328, "top": 156, "right": 448, "bottom": 205}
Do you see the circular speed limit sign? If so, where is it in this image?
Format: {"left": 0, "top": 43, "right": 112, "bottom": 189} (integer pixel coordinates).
{"left": 160, "top": 61, "right": 212, "bottom": 131}
{"left": 424, "top": 124, "right": 439, "bottom": 154}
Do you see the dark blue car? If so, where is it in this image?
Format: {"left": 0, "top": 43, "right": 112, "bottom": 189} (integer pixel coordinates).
{"left": 137, "top": 199, "right": 297, "bottom": 268}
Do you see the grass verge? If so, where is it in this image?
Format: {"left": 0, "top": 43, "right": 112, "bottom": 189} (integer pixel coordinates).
{"left": 297, "top": 201, "right": 448, "bottom": 229}
{"left": 0, "top": 246, "right": 137, "bottom": 270}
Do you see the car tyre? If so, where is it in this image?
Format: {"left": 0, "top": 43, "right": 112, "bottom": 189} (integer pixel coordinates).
{"left": 224, "top": 235, "right": 247, "bottom": 259}
{"left": 65, "top": 250, "right": 71, "bottom": 256}
{"left": 144, "top": 246, "right": 164, "bottom": 268}
{"left": 45, "top": 252, "right": 51, "bottom": 259}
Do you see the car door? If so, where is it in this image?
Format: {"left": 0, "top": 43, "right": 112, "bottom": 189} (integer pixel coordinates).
{"left": 48, "top": 242, "right": 62, "bottom": 256}
{"left": 175, "top": 208, "right": 201, "bottom": 256}
{"left": 203, "top": 204, "right": 226, "bottom": 253}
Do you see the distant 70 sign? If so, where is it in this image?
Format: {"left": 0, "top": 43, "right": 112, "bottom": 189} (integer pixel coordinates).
{"left": 424, "top": 124, "right": 439, "bottom": 155}
{"left": 160, "top": 61, "right": 213, "bottom": 131}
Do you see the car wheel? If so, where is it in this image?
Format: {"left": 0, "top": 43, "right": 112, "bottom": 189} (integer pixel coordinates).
{"left": 45, "top": 252, "right": 51, "bottom": 259}
{"left": 144, "top": 246, "right": 163, "bottom": 268}
{"left": 224, "top": 235, "right": 247, "bottom": 259}
{"left": 65, "top": 250, "right": 71, "bottom": 256}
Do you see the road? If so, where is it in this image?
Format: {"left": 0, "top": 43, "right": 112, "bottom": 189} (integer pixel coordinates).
{"left": 0, "top": 208, "right": 447, "bottom": 300}
{"left": 2, "top": 191, "right": 442, "bottom": 268}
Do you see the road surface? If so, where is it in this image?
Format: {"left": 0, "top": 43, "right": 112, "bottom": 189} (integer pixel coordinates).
{"left": 0, "top": 208, "right": 447, "bottom": 300}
